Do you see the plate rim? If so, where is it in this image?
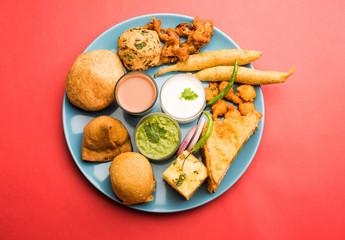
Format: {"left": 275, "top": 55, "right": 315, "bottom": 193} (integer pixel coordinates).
{"left": 62, "top": 13, "right": 265, "bottom": 213}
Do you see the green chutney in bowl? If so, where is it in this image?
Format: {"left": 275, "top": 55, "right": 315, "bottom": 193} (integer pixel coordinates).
{"left": 135, "top": 113, "right": 181, "bottom": 162}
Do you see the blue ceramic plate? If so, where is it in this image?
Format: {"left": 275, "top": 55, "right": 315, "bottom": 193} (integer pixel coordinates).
{"left": 62, "top": 13, "right": 265, "bottom": 213}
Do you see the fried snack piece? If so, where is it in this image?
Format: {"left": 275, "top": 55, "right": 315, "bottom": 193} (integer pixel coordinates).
{"left": 218, "top": 81, "right": 243, "bottom": 104}
{"left": 238, "top": 102, "right": 256, "bottom": 116}
{"left": 201, "top": 111, "right": 263, "bottom": 193}
{"left": 117, "top": 27, "right": 161, "bottom": 71}
{"left": 224, "top": 104, "right": 241, "bottom": 119}
{"left": 210, "top": 99, "right": 230, "bottom": 119}
{"left": 154, "top": 49, "right": 262, "bottom": 77}
{"left": 65, "top": 50, "right": 124, "bottom": 111}
{"left": 159, "top": 28, "right": 190, "bottom": 64}
{"left": 82, "top": 116, "right": 132, "bottom": 162}
{"left": 109, "top": 152, "right": 155, "bottom": 205}
{"left": 175, "top": 16, "right": 214, "bottom": 55}
{"left": 205, "top": 82, "right": 219, "bottom": 101}
{"left": 145, "top": 17, "right": 214, "bottom": 66}
{"left": 193, "top": 66, "right": 295, "bottom": 85}
{"left": 144, "top": 18, "right": 189, "bottom": 65}
{"left": 237, "top": 85, "right": 256, "bottom": 102}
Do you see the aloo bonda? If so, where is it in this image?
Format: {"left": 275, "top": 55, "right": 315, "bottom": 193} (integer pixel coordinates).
{"left": 109, "top": 152, "right": 155, "bottom": 205}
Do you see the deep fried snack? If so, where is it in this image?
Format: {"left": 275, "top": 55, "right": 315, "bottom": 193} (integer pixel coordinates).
{"left": 144, "top": 18, "right": 189, "bottom": 65}
{"left": 117, "top": 27, "right": 161, "bottom": 71}
{"left": 237, "top": 85, "right": 256, "bottom": 102}
{"left": 65, "top": 50, "right": 124, "bottom": 111}
{"left": 160, "top": 28, "right": 190, "bottom": 64}
{"left": 238, "top": 102, "right": 256, "bottom": 116}
{"left": 201, "top": 111, "right": 262, "bottom": 193}
{"left": 145, "top": 17, "right": 214, "bottom": 66}
{"left": 218, "top": 81, "right": 243, "bottom": 104}
{"left": 194, "top": 66, "right": 295, "bottom": 85}
{"left": 210, "top": 99, "right": 230, "bottom": 119}
{"left": 82, "top": 116, "right": 132, "bottom": 162}
{"left": 174, "top": 23, "right": 193, "bottom": 36}
{"left": 109, "top": 152, "right": 155, "bottom": 205}
{"left": 175, "top": 16, "right": 214, "bottom": 55}
{"left": 205, "top": 82, "right": 219, "bottom": 101}
{"left": 224, "top": 104, "right": 242, "bottom": 119}
{"left": 154, "top": 49, "right": 262, "bottom": 77}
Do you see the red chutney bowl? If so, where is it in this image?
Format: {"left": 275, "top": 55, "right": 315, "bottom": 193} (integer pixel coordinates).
{"left": 114, "top": 71, "right": 158, "bottom": 116}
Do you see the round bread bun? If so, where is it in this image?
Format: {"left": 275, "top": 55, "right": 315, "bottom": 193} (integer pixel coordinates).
{"left": 82, "top": 116, "right": 132, "bottom": 162}
{"left": 109, "top": 152, "right": 155, "bottom": 205}
{"left": 65, "top": 49, "right": 124, "bottom": 111}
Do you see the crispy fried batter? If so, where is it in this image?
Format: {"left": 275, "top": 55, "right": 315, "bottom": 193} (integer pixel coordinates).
{"left": 144, "top": 18, "right": 189, "bottom": 65}
{"left": 218, "top": 81, "right": 243, "bottom": 104}
{"left": 237, "top": 85, "right": 256, "bottom": 102}
{"left": 205, "top": 82, "right": 219, "bottom": 101}
{"left": 224, "top": 104, "right": 242, "bottom": 119}
{"left": 174, "top": 23, "right": 193, "bottom": 36}
{"left": 144, "top": 17, "right": 214, "bottom": 65}
{"left": 161, "top": 28, "right": 189, "bottom": 64}
{"left": 210, "top": 99, "right": 230, "bottom": 119}
{"left": 238, "top": 102, "right": 256, "bottom": 116}
{"left": 176, "top": 16, "right": 214, "bottom": 55}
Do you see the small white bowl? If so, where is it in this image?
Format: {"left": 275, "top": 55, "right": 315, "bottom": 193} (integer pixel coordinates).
{"left": 160, "top": 74, "right": 206, "bottom": 124}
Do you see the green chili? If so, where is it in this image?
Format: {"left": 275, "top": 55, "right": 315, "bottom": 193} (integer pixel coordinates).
{"left": 205, "top": 58, "right": 238, "bottom": 107}
{"left": 191, "top": 111, "right": 213, "bottom": 153}
{"left": 176, "top": 173, "right": 186, "bottom": 187}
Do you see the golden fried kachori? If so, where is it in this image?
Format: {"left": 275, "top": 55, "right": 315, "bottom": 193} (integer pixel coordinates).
{"left": 109, "top": 152, "right": 155, "bottom": 205}
{"left": 82, "top": 116, "right": 132, "bottom": 162}
{"left": 65, "top": 49, "right": 124, "bottom": 111}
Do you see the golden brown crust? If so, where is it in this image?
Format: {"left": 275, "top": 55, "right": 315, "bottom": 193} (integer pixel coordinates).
{"left": 81, "top": 116, "right": 132, "bottom": 162}
{"left": 201, "top": 111, "right": 262, "bottom": 193}
{"left": 224, "top": 105, "right": 242, "bottom": 119}
{"left": 145, "top": 17, "right": 214, "bottom": 65}
{"left": 205, "top": 82, "right": 219, "bottom": 101}
{"left": 218, "top": 81, "right": 243, "bottom": 104}
{"left": 237, "top": 85, "right": 256, "bottom": 102}
{"left": 194, "top": 66, "right": 295, "bottom": 85}
{"left": 238, "top": 102, "right": 256, "bottom": 116}
{"left": 65, "top": 50, "right": 124, "bottom": 111}
{"left": 109, "top": 152, "right": 155, "bottom": 205}
{"left": 210, "top": 99, "right": 230, "bottom": 119}
{"left": 117, "top": 28, "right": 161, "bottom": 71}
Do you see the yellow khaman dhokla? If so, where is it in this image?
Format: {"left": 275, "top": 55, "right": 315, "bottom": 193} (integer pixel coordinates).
{"left": 163, "top": 151, "right": 208, "bottom": 200}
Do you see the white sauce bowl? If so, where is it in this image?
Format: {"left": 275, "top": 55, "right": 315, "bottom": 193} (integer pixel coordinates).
{"left": 160, "top": 74, "right": 206, "bottom": 124}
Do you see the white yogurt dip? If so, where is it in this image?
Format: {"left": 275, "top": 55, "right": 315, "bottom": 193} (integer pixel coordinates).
{"left": 160, "top": 74, "right": 206, "bottom": 124}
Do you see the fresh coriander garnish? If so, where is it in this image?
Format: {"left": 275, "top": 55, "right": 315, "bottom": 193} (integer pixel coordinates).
{"left": 179, "top": 88, "right": 198, "bottom": 101}
{"left": 134, "top": 42, "right": 146, "bottom": 50}
{"left": 144, "top": 123, "right": 166, "bottom": 143}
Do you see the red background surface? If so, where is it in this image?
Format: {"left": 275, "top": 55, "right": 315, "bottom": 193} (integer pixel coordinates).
{"left": 1, "top": 0, "right": 344, "bottom": 239}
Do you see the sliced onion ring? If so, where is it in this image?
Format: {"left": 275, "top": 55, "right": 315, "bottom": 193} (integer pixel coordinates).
{"left": 187, "top": 116, "right": 206, "bottom": 152}
{"left": 177, "top": 126, "right": 196, "bottom": 156}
